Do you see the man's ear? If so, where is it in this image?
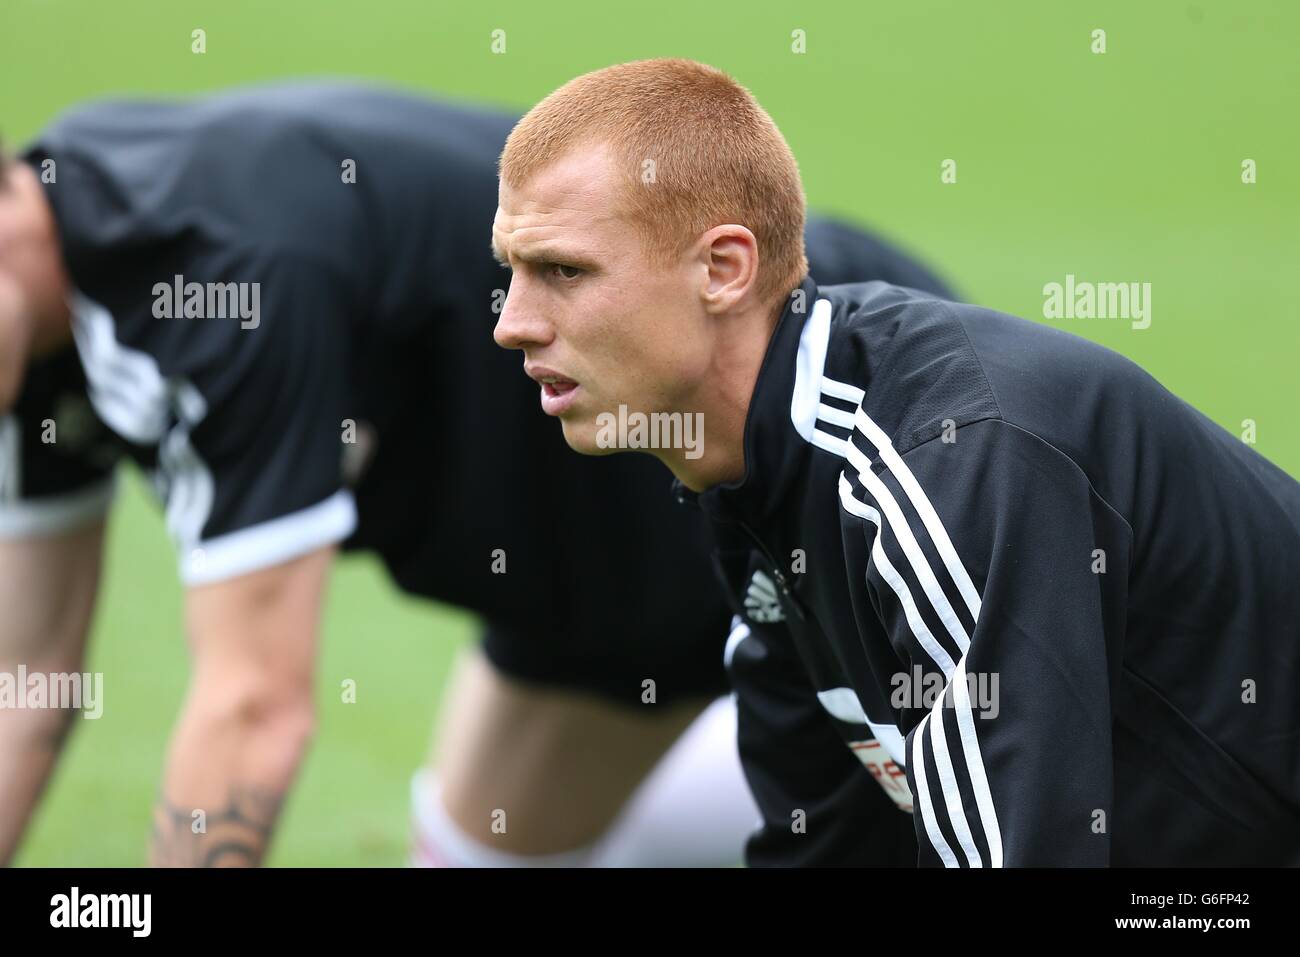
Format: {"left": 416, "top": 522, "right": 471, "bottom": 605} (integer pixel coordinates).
{"left": 699, "top": 224, "right": 759, "bottom": 314}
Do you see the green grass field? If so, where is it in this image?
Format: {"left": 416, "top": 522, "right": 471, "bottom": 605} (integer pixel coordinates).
{"left": 2, "top": 0, "right": 1296, "bottom": 865}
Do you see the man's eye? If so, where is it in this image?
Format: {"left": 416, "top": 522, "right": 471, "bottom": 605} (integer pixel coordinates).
{"left": 551, "top": 263, "right": 582, "bottom": 281}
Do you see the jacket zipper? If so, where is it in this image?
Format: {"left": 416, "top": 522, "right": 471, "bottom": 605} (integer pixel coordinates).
{"left": 736, "top": 519, "right": 807, "bottom": 622}
{"left": 676, "top": 483, "right": 809, "bottom": 622}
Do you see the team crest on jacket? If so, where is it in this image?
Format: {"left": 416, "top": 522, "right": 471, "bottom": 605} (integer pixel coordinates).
{"left": 744, "top": 570, "right": 785, "bottom": 623}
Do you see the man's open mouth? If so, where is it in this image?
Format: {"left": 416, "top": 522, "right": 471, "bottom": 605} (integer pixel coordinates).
{"left": 540, "top": 376, "right": 578, "bottom": 398}
{"left": 535, "top": 373, "right": 581, "bottom": 415}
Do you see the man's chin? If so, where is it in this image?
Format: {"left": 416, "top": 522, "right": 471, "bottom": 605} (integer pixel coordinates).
{"left": 558, "top": 417, "right": 618, "bottom": 457}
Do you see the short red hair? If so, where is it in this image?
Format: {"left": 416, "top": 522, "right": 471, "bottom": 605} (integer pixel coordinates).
{"left": 501, "top": 59, "right": 809, "bottom": 306}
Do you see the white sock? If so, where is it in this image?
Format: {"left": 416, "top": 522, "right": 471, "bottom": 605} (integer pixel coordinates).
{"left": 409, "top": 769, "right": 594, "bottom": 868}
{"left": 585, "top": 694, "right": 760, "bottom": 867}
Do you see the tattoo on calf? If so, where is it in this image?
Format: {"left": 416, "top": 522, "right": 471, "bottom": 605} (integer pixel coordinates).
{"left": 150, "top": 786, "right": 284, "bottom": 867}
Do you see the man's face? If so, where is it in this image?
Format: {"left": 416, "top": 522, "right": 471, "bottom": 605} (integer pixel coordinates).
{"left": 492, "top": 144, "right": 714, "bottom": 455}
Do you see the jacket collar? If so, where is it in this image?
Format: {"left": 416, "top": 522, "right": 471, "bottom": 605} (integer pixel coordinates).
{"left": 674, "top": 274, "right": 820, "bottom": 527}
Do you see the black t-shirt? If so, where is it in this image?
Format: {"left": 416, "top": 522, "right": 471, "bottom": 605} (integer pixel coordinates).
{"left": 6, "top": 82, "right": 516, "bottom": 584}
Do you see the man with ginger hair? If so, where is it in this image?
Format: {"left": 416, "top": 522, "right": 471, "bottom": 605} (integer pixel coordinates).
{"left": 493, "top": 58, "right": 1300, "bottom": 865}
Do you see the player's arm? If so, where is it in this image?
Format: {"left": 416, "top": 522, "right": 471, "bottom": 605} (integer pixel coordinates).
{"left": 839, "top": 415, "right": 1128, "bottom": 866}
{"left": 728, "top": 613, "right": 917, "bottom": 866}
{"left": 131, "top": 251, "right": 356, "bottom": 866}
{"left": 0, "top": 345, "right": 118, "bottom": 864}
{"left": 150, "top": 545, "right": 334, "bottom": 867}
{"left": 0, "top": 520, "right": 105, "bottom": 864}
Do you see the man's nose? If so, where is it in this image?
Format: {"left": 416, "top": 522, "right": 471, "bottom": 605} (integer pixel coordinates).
{"left": 492, "top": 282, "right": 552, "bottom": 351}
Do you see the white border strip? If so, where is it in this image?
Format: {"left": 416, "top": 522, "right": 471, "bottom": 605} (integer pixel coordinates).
{"left": 0, "top": 477, "right": 116, "bottom": 539}
{"left": 723, "top": 617, "right": 751, "bottom": 670}
{"left": 182, "top": 489, "right": 357, "bottom": 585}
{"left": 839, "top": 476, "right": 957, "bottom": 675}
{"left": 855, "top": 408, "right": 982, "bottom": 620}
{"left": 790, "top": 299, "right": 834, "bottom": 442}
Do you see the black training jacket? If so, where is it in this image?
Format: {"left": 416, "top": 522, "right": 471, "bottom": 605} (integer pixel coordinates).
{"left": 680, "top": 276, "right": 1300, "bottom": 866}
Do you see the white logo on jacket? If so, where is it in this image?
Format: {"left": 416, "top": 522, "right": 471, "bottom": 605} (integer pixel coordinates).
{"left": 744, "top": 569, "right": 785, "bottom": 623}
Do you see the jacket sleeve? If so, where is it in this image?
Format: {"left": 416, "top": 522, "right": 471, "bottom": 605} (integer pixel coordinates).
{"left": 727, "top": 612, "right": 918, "bottom": 867}
{"left": 838, "top": 415, "right": 1129, "bottom": 866}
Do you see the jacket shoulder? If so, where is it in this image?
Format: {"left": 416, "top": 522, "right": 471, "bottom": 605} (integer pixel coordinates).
{"left": 816, "top": 282, "right": 1002, "bottom": 455}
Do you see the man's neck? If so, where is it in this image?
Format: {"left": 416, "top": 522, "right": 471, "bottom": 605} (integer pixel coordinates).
{"left": 656, "top": 296, "right": 783, "bottom": 492}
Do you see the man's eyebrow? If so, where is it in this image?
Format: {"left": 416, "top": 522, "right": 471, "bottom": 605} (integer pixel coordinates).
{"left": 490, "top": 238, "right": 509, "bottom": 265}
{"left": 507, "top": 243, "right": 599, "bottom": 268}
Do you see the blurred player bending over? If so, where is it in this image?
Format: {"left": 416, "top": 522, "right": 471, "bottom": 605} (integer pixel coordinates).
{"left": 0, "top": 83, "right": 952, "bottom": 866}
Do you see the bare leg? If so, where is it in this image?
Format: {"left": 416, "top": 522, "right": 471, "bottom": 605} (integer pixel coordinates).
{"left": 425, "top": 645, "right": 708, "bottom": 858}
